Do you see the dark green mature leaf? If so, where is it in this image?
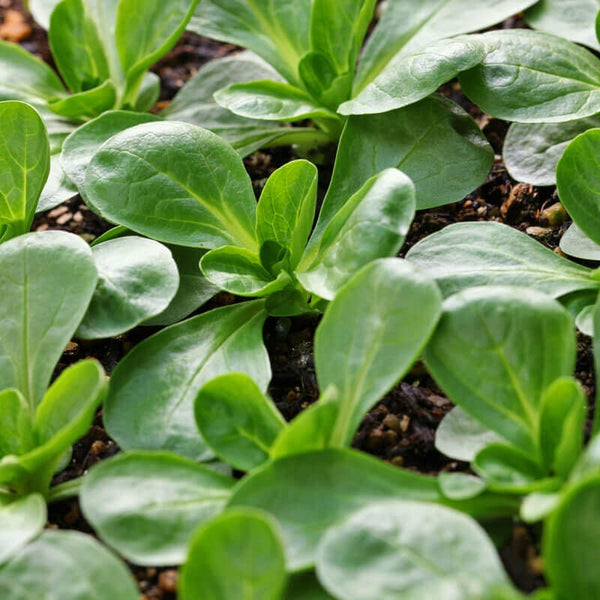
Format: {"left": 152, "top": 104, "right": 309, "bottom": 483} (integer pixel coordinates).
{"left": 76, "top": 237, "right": 179, "bottom": 339}
{"left": 0, "top": 530, "right": 139, "bottom": 599}
{"left": 229, "top": 448, "right": 517, "bottom": 571}
{"left": 0, "top": 40, "right": 65, "bottom": 103}
{"left": 61, "top": 110, "right": 161, "bottom": 192}
{"left": 0, "top": 101, "right": 49, "bottom": 241}
{"left": 316, "top": 501, "right": 509, "bottom": 600}
{"left": 80, "top": 451, "right": 235, "bottom": 565}
{"left": 313, "top": 259, "right": 441, "bottom": 445}
{"left": 341, "top": 36, "right": 486, "bottom": 115}
{"left": 504, "top": 116, "right": 600, "bottom": 186}
{"left": 104, "top": 301, "right": 270, "bottom": 460}
{"left": 354, "top": 0, "right": 537, "bottom": 91}
{"left": 85, "top": 121, "right": 258, "bottom": 250}
{"left": 0, "top": 232, "right": 97, "bottom": 410}
{"left": 190, "top": 0, "right": 312, "bottom": 85}
{"left": 298, "top": 171, "right": 415, "bottom": 300}
{"left": 425, "top": 287, "right": 576, "bottom": 456}
{"left": 560, "top": 223, "right": 600, "bottom": 261}
{"left": 0, "top": 390, "right": 33, "bottom": 457}
{"left": 557, "top": 129, "right": 600, "bottom": 245}
{"left": 49, "top": 0, "right": 110, "bottom": 93}
{"left": 180, "top": 508, "right": 287, "bottom": 600}
{"left": 195, "top": 374, "right": 285, "bottom": 471}
{"left": 256, "top": 160, "right": 317, "bottom": 271}
{"left": 286, "top": 573, "right": 335, "bottom": 599}
{"left": 116, "top": 0, "right": 199, "bottom": 104}
{"left": 318, "top": 96, "right": 492, "bottom": 224}
{"left": 460, "top": 30, "right": 600, "bottom": 123}
{"left": 525, "top": 0, "right": 600, "bottom": 50}
{"left": 0, "top": 494, "right": 46, "bottom": 565}
{"left": 544, "top": 475, "right": 600, "bottom": 599}
{"left": 406, "top": 222, "right": 600, "bottom": 298}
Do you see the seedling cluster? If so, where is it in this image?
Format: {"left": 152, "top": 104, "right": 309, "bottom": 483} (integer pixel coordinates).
{"left": 2, "top": 0, "right": 600, "bottom": 598}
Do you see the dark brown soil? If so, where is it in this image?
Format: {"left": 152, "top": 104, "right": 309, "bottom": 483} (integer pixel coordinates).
{"left": 2, "top": 2, "right": 592, "bottom": 597}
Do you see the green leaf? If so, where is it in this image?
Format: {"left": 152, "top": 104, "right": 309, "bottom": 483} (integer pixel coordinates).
{"left": 438, "top": 472, "right": 487, "bottom": 501}
{"left": 354, "top": 0, "right": 537, "bottom": 91}
{"left": 116, "top": 0, "right": 199, "bottom": 104}
{"left": 0, "top": 494, "right": 46, "bottom": 565}
{"left": 180, "top": 508, "right": 287, "bottom": 600}
{"left": 544, "top": 475, "right": 600, "bottom": 600}
{"left": 298, "top": 171, "right": 415, "bottom": 300}
{"left": 80, "top": 451, "right": 234, "bottom": 565}
{"left": 406, "top": 222, "right": 600, "bottom": 298}
{"left": 525, "top": 0, "right": 600, "bottom": 51}
{"left": 215, "top": 80, "right": 339, "bottom": 122}
{"left": 133, "top": 71, "right": 160, "bottom": 112}
{"left": 520, "top": 491, "right": 561, "bottom": 523}
{"left": 0, "top": 390, "right": 33, "bottom": 457}
{"left": 557, "top": 129, "right": 600, "bottom": 245}
{"left": 76, "top": 237, "right": 179, "bottom": 339}
{"left": 0, "top": 101, "right": 49, "bottom": 242}
{"left": 316, "top": 501, "right": 509, "bottom": 600}
{"left": 104, "top": 301, "right": 270, "bottom": 460}
{"left": 195, "top": 373, "right": 285, "bottom": 471}
{"left": 539, "top": 377, "right": 586, "bottom": 477}
{"left": 48, "top": 0, "right": 110, "bottom": 94}
{"left": 0, "top": 530, "right": 139, "bottom": 599}
{"left": 0, "top": 40, "right": 66, "bottom": 103}
{"left": 286, "top": 572, "right": 335, "bottom": 599}
{"left": 0, "top": 231, "right": 98, "bottom": 410}
{"left": 256, "top": 160, "right": 317, "bottom": 271}
{"left": 37, "top": 154, "right": 77, "bottom": 213}
{"left": 85, "top": 121, "right": 258, "bottom": 250}
{"left": 435, "top": 407, "right": 503, "bottom": 463}
{"left": 340, "top": 36, "right": 486, "bottom": 115}
{"left": 503, "top": 116, "right": 600, "bottom": 186}
{"left": 313, "top": 259, "right": 441, "bottom": 445}
{"left": 318, "top": 96, "right": 492, "bottom": 223}
{"left": 47, "top": 80, "right": 117, "bottom": 120}
{"left": 425, "top": 287, "right": 576, "bottom": 456}
{"left": 61, "top": 110, "right": 162, "bottom": 192}
{"left": 201, "top": 246, "right": 291, "bottom": 297}
{"left": 459, "top": 30, "right": 600, "bottom": 123}
{"left": 560, "top": 223, "right": 600, "bottom": 261}
{"left": 29, "top": 0, "right": 61, "bottom": 29}
{"left": 190, "top": 0, "right": 312, "bottom": 85}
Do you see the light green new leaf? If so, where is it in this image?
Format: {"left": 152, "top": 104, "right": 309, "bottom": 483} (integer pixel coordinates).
{"left": 316, "top": 501, "right": 508, "bottom": 600}
{"left": 425, "top": 287, "right": 576, "bottom": 456}
{"left": 0, "top": 40, "right": 66, "bottom": 104}
{"left": 0, "top": 101, "right": 49, "bottom": 242}
{"left": 215, "top": 80, "right": 339, "bottom": 122}
{"left": 29, "top": 0, "right": 61, "bottom": 29}
{"left": 557, "top": 129, "right": 600, "bottom": 245}
{"left": 76, "top": 237, "right": 179, "bottom": 339}
{"left": 190, "top": 0, "right": 312, "bottom": 85}
{"left": 256, "top": 160, "right": 317, "bottom": 271}
{"left": 48, "top": 80, "right": 117, "bottom": 120}
{"left": 48, "top": 0, "right": 110, "bottom": 94}
{"left": 525, "top": 0, "right": 600, "bottom": 51}
{"left": 354, "top": 0, "right": 537, "bottom": 91}
{"left": 503, "top": 116, "right": 600, "bottom": 186}
{"left": 0, "top": 232, "right": 98, "bottom": 411}
{"left": 80, "top": 451, "right": 235, "bottom": 565}
{"left": 104, "top": 301, "right": 270, "bottom": 460}
{"left": 544, "top": 475, "right": 600, "bottom": 600}
{"left": 85, "top": 121, "right": 258, "bottom": 250}
{"left": 0, "top": 530, "right": 139, "bottom": 600}
{"left": 61, "top": 110, "right": 161, "bottom": 192}
{"left": 195, "top": 373, "right": 285, "bottom": 471}
{"left": 0, "top": 494, "right": 46, "bottom": 565}
{"left": 0, "top": 390, "right": 33, "bottom": 457}
{"left": 180, "top": 508, "right": 287, "bottom": 600}
{"left": 298, "top": 171, "right": 415, "bottom": 300}
{"left": 116, "top": 0, "right": 199, "bottom": 104}
{"left": 459, "top": 30, "right": 600, "bottom": 123}
{"left": 313, "top": 259, "right": 442, "bottom": 445}
{"left": 319, "top": 96, "right": 492, "bottom": 226}
{"left": 341, "top": 36, "right": 486, "bottom": 115}
{"left": 560, "top": 223, "right": 600, "bottom": 261}
{"left": 406, "top": 222, "right": 600, "bottom": 298}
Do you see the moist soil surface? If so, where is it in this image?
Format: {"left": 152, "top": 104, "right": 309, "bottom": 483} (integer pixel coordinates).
{"left": 1, "top": 3, "right": 593, "bottom": 597}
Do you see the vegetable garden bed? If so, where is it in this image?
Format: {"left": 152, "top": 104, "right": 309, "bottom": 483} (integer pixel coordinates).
{"left": 2, "top": 1, "right": 600, "bottom": 598}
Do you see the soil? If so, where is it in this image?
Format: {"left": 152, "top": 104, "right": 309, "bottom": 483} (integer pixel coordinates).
{"left": 1, "top": 2, "right": 592, "bottom": 597}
